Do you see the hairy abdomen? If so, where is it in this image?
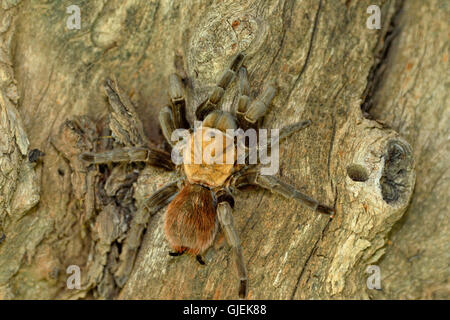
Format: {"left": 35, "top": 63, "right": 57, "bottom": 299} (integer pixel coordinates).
{"left": 164, "top": 183, "right": 217, "bottom": 255}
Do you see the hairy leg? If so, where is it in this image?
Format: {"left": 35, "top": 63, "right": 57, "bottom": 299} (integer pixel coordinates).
{"left": 244, "top": 84, "right": 276, "bottom": 125}
{"left": 236, "top": 67, "right": 250, "bottom": 117}
{"left": 230, "top": 168, "right": 335, "bottom": 216}
{"left": 159, "top": 74, "right": 191, "bottom": 146}
{"left": 277, "top": 120, "right": 311, "bottom": 140}
{"left": 257, "top": 120, "right": 312, "bottom": 157}
{"left": 114, "top": 180, "right": 180, "bottom": 287}
{"left": 195, "top": 52, "right": 245, "bottom": 120}
{"left": 217, "top": 200, "right": 248, "bottom": 299}
{"left": 202, "top": 110, "right": 238, "bottom": 132}
{"left": 235, "top": 67, "right": 253, "bottom": 129}
{"left": 159, "top": 106, "right": 177, "bottom": 146}
{"left": 169, "top": 251, "right": 184, "bottom": 256}
{"left": 234, "top": 65, "right": 277, "bottom": 129}
{"left": 81, "top": 146, "right": 175, "bottom": 171}
{"left": 168, "top": 73, "right": 189, "bottom": 129}
{"left": 196, "top": 255, "right": 206, "bottom": 265}
{"left": 235, "top": 120, "right": 312, "bottom": 165}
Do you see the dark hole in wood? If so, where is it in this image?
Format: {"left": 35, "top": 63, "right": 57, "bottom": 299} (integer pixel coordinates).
{"left": 347, "top": 164, "right": 369, "bottom": 182}
{"left": 380, "top": 141, "right": 412, "bottom": 204}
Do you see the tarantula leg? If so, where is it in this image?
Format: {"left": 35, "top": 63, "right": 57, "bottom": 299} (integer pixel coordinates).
{"left": 258, "top": 175, "right": 334, "bottom": 216}
{"left": 278, "top": 120, "right": 311, "bottom": 140}
{"left": 236, "top": 67, "right": 251, "bottom": 115}
{"left": 104, "top": 78, "right": 147, "bottom": 147}
{"left": 195, "top": 52, "right": 245, "bottom": 120}
{"left": 231, "top": 169, "right": 335, "bottom": 217}
{"left": 168, "top": 74, "right": 189, "bottom": 129}
{"left": 217, "top": 201, "right": 248, "bottom": 299}
{"left": 159, "top": 106, "right": 176, "bottom": 146}
{"left": 169, "top": 251, "right": 184, "bottom": 256}
{"left": 258, "top": 120, "right": 312, "bottom": 156}
{"left": 81, "top": 146, "right": 175, "bottom": 170}
{"left": 169, "top": 246, "right": 187, "bottom": 257}
{"left": 113, "top": 181, "right": 180, "bottom": 287}
{"left": 202, "top": 110, "right": 238, "bottom": 132}
{"left": 196, "top": 255, "right": 206, "bottom": 265}
{"left": 243, "top": 84, "right": 276, "bottom": 125}
{"left": 235, "top": 67, "right": 252, "bottom": 128}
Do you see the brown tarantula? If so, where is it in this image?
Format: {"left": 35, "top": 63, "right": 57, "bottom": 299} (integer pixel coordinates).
{"left": 81, "top": 53, "right": 334, "bottom": 298}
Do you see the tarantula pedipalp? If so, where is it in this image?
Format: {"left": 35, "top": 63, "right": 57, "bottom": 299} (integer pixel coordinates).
{"left": 81, "top": 52, "right": 335, "bottom": 298}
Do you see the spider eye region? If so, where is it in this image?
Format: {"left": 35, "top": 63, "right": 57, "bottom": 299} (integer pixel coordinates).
{"left": 183, "top": 127, "right": 235, "bottom": 188}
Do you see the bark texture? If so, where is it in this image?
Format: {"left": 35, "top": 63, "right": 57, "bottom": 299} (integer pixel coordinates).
{"left": 0, "top": 0, "right": 447, "bottom": 299}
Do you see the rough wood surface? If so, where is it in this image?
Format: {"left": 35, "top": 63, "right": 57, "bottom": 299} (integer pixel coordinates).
{"left": 366, "top": 0, "right": 449, "bottom": 299}
{"left": 0, "top": 0, "right": 446, "bottom": 299}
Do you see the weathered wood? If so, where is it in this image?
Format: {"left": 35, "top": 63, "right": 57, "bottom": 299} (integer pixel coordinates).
{"left": 366, "top": 0, "right": 449, "bottom": 299}
{"left": 0, "top": 0, "right": 446, "bottom": 299}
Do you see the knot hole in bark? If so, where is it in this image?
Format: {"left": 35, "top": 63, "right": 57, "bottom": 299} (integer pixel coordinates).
{"left": 380, "top": 140, "right": 414, "bottom": 204}
{"left": 346, "top": 164, "right": 369, "bottom": 182}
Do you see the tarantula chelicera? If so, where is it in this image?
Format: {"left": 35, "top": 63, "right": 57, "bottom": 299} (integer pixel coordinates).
{"left": 81, "top": 52, "right": 334, "bottom": 298}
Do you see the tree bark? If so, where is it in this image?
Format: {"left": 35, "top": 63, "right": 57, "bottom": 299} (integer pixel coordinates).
{"left": 0, "top": 0, "right": 447, "bottom": 299}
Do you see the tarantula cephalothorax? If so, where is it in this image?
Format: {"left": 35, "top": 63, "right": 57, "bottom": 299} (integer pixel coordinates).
{"left": 81, "top": 52, "right": 335, "bottom": 298}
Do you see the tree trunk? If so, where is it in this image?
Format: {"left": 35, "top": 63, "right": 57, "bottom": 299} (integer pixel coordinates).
{"left": 0, "top": 0, "right": 447, "bottom": 299}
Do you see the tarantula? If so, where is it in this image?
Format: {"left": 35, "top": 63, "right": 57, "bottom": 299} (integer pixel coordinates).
{"left": 81, "top": 52, "right": 334, "bottom": 298}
